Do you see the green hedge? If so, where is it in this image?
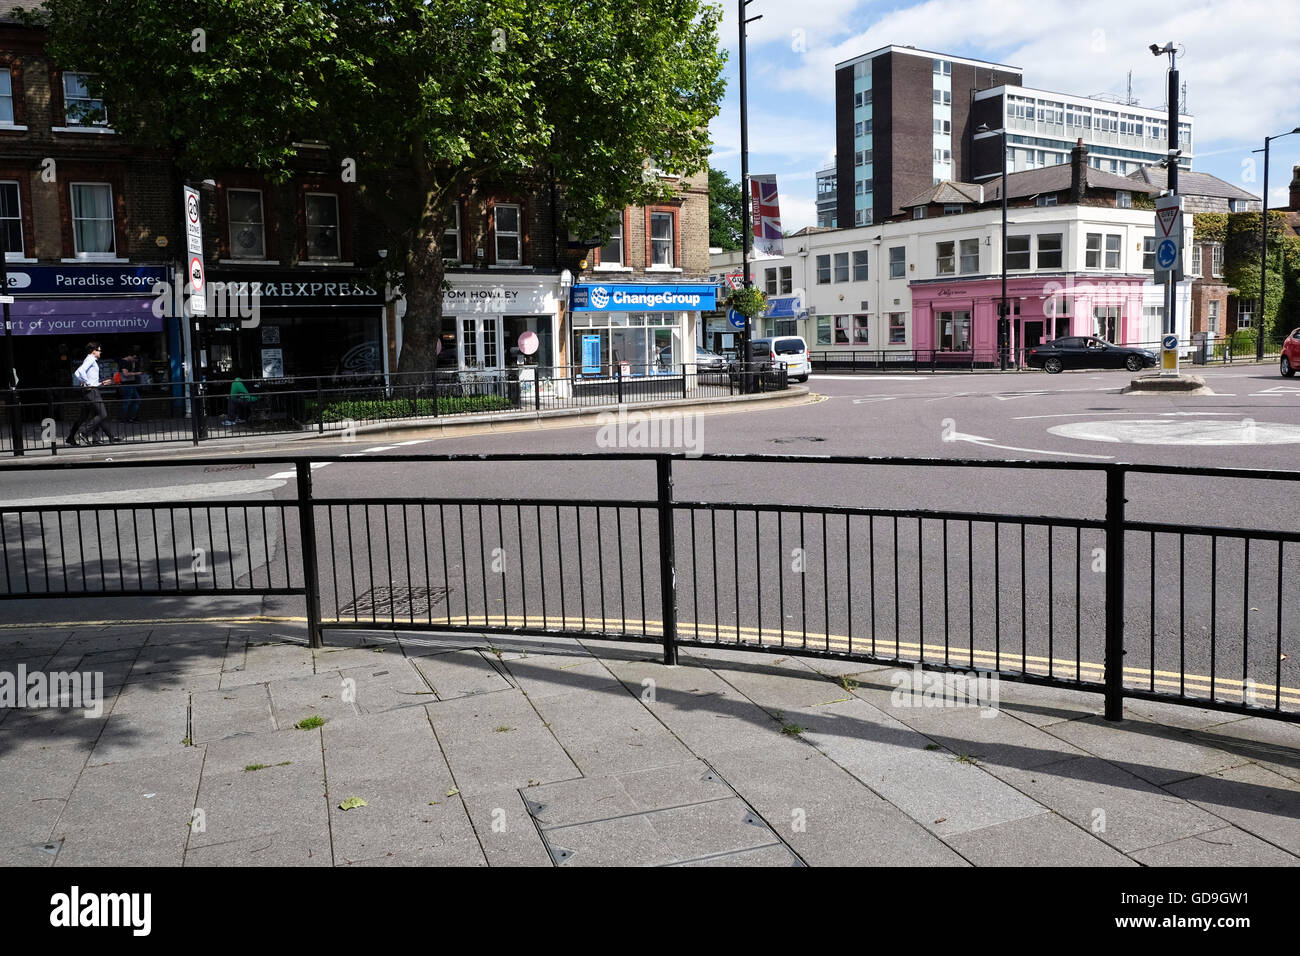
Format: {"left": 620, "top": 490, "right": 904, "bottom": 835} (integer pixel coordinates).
{"left": 315, "top": 394, "right": 514, "bottom": 423}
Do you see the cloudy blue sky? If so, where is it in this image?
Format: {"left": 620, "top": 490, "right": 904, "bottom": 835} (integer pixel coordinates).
{"left": 707, "top": 0, "right": 1300, "bottom": 231}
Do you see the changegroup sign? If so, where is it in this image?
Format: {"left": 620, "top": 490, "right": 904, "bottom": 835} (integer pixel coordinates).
{"left": 570, "top": 283, "right": 717, "bottom": 313}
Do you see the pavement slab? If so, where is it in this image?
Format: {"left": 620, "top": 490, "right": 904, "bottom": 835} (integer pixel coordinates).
{"left": 190, "top": 682, "right": 276, "bottom": 742}
{"left": 1129, "top": 825, "right": 1300, "bottom": 867}
{"left": 411, "top": 649, "right": 514, "bottom": 700}
{"left": 220, "top": 640, "right": 315, "bottom": 688}
{"left": 268, "top": 672, "right": 362, "bottom": 726}
{"left": 338, "top": 660, "right": 438, "bottom": 714}
{"left": 1164, "top": 762, "right": 1300, "bottom": 856}
{"left": 89, "top": 691, "right": 191, "bottom": 764}
{"left": 988, "top": 755, "right": 1228, "bottom": 853}
{"left": 52, "top": 749, "right": 205, "bottom": 866}
{"left": 463, "top": 787, "right": 553, "bottom": 867}
{"left": 945, "top": 811, "right": 1137, "bottom": 866}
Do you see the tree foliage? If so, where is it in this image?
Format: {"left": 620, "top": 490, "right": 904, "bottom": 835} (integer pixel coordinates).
{"left": 708, "top": 167, "right": 742, "bottom": 251}
{"left": 35, "top": 0, "right": 727, "bottom": 372}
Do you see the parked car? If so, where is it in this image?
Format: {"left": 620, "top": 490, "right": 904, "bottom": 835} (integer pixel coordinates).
{"left": 1026, "top": 336, "right": 1156, "bottom": 374}
{"left": 695, "top": 347, "right": 726, "bottom": 371}
{"left": 1280, "top": 328, "right": 1300, "bottom": 376}
{"left": 729, "top": 336, "right": 811, "bottom": 383}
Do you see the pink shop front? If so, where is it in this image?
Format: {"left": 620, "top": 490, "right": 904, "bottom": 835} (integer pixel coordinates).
{"left": 910, "top": 276, "right": 1153, "bottom": 359}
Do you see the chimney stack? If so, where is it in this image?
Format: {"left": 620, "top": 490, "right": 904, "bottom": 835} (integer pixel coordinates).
{"left": 1290, "top": 164, "right": 1300, "bottom": 212}
{"left": 1070, "top": 138, "right": 1087, "bottom": 204}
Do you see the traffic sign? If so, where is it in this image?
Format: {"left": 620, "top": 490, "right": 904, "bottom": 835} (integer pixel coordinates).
{"left": 189, "top": 256, "right": 205, "bottom": 294}
{"left": 727, "top": 308, "right": 746, "bottom": 330}
{"left": 1162, "top": 334, "right": 1178, "bottom": 351}
{"left": 1153, "top": 195, "right": 1183, "bottom": 282}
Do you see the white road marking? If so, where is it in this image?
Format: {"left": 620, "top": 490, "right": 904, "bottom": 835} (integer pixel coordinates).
{"left": 364, "top": 445, "right": 399, "bottom": 452}
{"left": 1048, "top": 419, "right": 1300, "bottom": 445}
{"left": 851, "top": 396, "right": 899, "bottom": 404}
{"left": 267, "top": 462, "right": 331, "bottom": 479}
{"left": 1013, "top": 411, "right": 1240, "bottom": 421}
{"left": 396, "top": 440, "right": 429, "bottom": 446}
{"left": 944, "top": 430, "right": 1114, "bottom": 460}
{"left": 3, "top": 478, "right": 289, "bottom": 508}
{"left": 813, "top": 375, "right": 928, "bottom": 381}
{"left": 993, "top": 391, "right": 1050, "bottom": 401}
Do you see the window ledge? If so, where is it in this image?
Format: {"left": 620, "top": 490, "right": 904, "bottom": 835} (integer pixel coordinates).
{"left": 646, "top": 266, "right": 683, "bottom": 273}
{"left": 52, "top": 126, "right": 116, "bottom": 135}
{"left": 218, "top": 259, "right": 281, "bottom": 266}
{"left": 61, "top": 256, "right": 128, "bottom": 263}
{"left": 593, "top": 265, "right": 633, "bottom": 272}
{"left": 4, "top": 255, "right": 36, "bottom": 263}
{"left": 0, "top": 124, "right": 29, "bottom": 133}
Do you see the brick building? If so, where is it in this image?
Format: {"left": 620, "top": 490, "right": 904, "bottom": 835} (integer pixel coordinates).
{"left": 1, "top": 0, "right": 179, "bottom": 394}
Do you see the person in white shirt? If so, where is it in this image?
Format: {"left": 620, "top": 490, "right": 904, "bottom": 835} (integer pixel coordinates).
{"left": 67, "top": 341, "right": 120, "bottom": 446}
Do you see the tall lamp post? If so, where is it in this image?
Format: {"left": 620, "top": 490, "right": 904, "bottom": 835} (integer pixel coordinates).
{"left": 738, "top": 0, "right": 761, "bottom": 392}
{"left": 977, "top": 124, "right": 1010, "bottom": 371}
{"left": 1150, "top": 42, "right": 1180, "bottom": 340}
{"left": 1256, "top": 127, "right": 1300, "bottom": 361}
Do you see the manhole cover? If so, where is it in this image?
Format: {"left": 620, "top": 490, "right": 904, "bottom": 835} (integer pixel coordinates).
{"left": 338, "top": 586, "right": 451, "bottom": 617}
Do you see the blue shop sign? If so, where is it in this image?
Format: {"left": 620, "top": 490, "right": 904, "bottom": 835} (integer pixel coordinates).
{"left": 3, "top": 264, "right": 168, "bottom": 297}
{"left": 570, "top": 283, "right": 716, "bottom": 313}
{"left": 762, "top": 294, "right": 804, "bottom": 318}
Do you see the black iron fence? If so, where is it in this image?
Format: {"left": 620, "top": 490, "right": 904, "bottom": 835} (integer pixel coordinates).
{"left": 811, "top": 338, "right": 1284, "bottom": 374}
{"left": 1, "top": 453, "right": 1297, "bottom": 723}
{"left": 0, "top": 362, "right": 787, "bottom": 455}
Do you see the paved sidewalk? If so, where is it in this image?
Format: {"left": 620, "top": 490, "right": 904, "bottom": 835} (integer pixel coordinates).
{"left": 0, "top": 623, "right": 1296, "bottom": 866}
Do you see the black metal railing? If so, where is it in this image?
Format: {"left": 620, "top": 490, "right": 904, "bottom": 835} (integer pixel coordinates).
{"left": 0, "top": 362, "right": 786, "bottom": 455}
{"left": 2, "top": 453, "right": 1295, "bottom": 722}
{"left": 810, "top": 339, "right": 1284, "bottom": 374}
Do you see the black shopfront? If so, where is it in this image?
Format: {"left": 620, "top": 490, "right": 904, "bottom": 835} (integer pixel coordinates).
{"left": 201, "top": 270, "right": 386, "bottom": 383}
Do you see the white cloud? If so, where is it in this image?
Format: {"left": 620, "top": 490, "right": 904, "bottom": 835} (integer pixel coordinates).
{"left": 780, "top": 195, "right": 819, "bottom": 232}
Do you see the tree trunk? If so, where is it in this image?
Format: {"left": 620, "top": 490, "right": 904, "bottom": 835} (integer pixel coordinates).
{"left": 396, "top": 227, "right": 445, "bottom": 377}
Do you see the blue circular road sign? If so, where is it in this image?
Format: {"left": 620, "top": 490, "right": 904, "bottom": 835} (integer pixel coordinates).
{"left": 727, "top": 308, "right": 746, "bottom": 330}
{"left": 1156, "top": 239, "right": 1178, "bottom": 269}
{"left": 1163, "top": 334, "right": 1178, "bottom": 351}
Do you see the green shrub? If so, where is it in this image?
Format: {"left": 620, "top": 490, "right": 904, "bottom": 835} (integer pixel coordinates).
{"left": 314, "top": 394, "right": 514, "bottom": 423}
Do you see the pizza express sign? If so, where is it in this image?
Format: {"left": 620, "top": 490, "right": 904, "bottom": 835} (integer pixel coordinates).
{"left": 207, "top": 272, "right": 383, "bottom": 307}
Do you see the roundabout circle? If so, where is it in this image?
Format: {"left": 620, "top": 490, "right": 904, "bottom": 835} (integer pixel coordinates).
{"left": 1047, "top": 419, "right": 1300, "bottom": 446}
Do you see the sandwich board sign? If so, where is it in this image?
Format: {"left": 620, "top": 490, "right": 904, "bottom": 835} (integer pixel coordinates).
{"left": 1154, "top": 195, "right": 1183, "bottom": 283}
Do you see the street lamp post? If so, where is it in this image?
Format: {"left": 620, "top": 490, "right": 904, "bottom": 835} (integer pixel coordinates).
{"left": 1256, "top": 127, "right": 1300, "bottom": 361}
{"left": 738, "top": 0, "right": 762, "bottom": 393}
{"left": 978, "top": 124, "right": 1010, "bottom": 371}
{"left": 1150, "top": 43, "right": 1180, "bottom": 341}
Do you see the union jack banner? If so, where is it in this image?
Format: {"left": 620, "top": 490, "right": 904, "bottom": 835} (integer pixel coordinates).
{"left": 749, "top": 174, "right": 783, "bottom": 258}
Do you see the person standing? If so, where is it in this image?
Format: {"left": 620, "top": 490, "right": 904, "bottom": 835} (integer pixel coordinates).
{"left": 117, "top": 348, "right": 142, "bottom": 423}
{"left": 67, "top": 342, "right": 120, "bottom": 446}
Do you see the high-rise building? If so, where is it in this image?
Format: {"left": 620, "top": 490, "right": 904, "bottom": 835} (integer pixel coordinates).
{"left": 835, "top": 46, "right": 1022, "bottom": 229}
{"left": 815, "top": 164, "right": 837, "bottom": 227}
{"left": 834, "top": 45, "right": 1194, "bottom": 228}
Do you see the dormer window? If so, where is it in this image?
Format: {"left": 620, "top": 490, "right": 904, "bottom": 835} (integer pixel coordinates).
{"left": 913, "top": 207, "right": 926, "bottom": 220}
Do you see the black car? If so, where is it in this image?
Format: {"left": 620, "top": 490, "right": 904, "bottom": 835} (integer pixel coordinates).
{"left": 1027, "top": 336, "right": 1157, "bottom": 374}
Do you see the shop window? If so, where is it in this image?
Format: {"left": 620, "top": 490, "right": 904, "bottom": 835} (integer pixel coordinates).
{"left": 1037, "top": 234, "right": 1062, "bottom": 269}
{"left": 959, "top": 238, "right": 978, "bottom": 274}
{"left": 889, "top": 246, "right": 905, "bottom": 278}
{"left": 597, "top": 212, "right": 621, "bottom": 267}
{"left": 227, "top": 189, "right": 266, "bottom": 259}
{"left": 779, "top": 265, "right": 793, "bottom": 294}
{"left": 650, "top": 211, "right": 674, "bottom": 267}
{"left": 494, "top": 202, "right": 521, "bottom": 265}
{"left": 70, "top": 182, "right": 115, "bottom": 257}
{"left": 889, "top": 312, "right": 906, "bottom": 344}
{"left": 853, "top": 314, "right": 869, "bottom": 343}
{"left": 0, "top": 72, "right": 13, "bottom": 125}
{"left": 852, "top": 250, "right": 868, "bottom": 282}
{"left": 0, "top": 181, "right": 23, "bottom": 256}
{"left": 816, "top": 254, "right": 830, "bottom": 284}
{"left": 936, "top": 241, "right": 955, "bottom": 275}
{"left": 834, "top": 252, "right": 849, "bottom": 282}
{"left": 62, "top": 72, "right": 107, "bottom": 126}
{"left": 834, "top": 314, "right": 850, "bottom": 344}
{"left": 936, "top": 310, "right": 971, "bottom": 351}
{"left": 305, "top": 192, "right": 340, "bottom": 260}
{"left": 816, "top": 315, "right": 831, "bottom": 345}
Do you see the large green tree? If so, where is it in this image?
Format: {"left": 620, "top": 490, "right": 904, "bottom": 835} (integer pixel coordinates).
{"left": 35, "top": 0, "right": 726, "bottom": 373}
{"left": 708, "top": 167, "right": 742, "bottom": 251}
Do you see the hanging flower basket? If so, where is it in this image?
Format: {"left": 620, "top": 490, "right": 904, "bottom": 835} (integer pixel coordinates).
{"left": 726, "top": 286, "right": 768, "bottom": 319}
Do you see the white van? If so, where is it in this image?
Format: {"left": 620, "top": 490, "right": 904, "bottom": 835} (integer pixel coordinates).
{"left": 761, "top": 336, "right": 811, "bottom": 383}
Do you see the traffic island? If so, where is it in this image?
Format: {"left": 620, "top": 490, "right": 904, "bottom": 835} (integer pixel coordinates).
{"left": 1122, "top": 373, "right": 1213, "bottom": 395}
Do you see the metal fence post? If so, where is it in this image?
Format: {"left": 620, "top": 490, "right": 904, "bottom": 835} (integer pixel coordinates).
{"left": 296, "top": 459, "right": 324, "bottom": 649}
{"left": 316, "top": 377, "right": 324, "bottom": 433}
{"left": 535, "top": 368, "right": 542, "bottom": 412}
{"left": 189, "top": 380, "right": 202, "bottom": 446}
{"left": 1103, "top": 465, "right": 1126, "bottom": 721}
{"left": 655, "top": 455, "right": 679, "bottom": 665}
{"left": 616, "top": 365, "right": 623, "bottom": 405}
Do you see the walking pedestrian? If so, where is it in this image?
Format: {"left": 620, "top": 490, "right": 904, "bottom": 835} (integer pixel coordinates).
{"left": 67, "top": 342, "right": 120, "bottom": 446}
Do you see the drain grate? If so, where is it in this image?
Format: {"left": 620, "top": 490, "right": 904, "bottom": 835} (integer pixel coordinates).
{"left": 338, "top": 585, "right": 451, "bottom": 617}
